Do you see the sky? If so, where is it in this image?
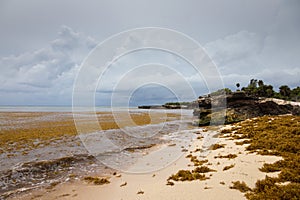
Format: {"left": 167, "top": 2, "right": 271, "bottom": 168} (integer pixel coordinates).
{"left": 0, "top": 0, "right": 299, "bottom": 106}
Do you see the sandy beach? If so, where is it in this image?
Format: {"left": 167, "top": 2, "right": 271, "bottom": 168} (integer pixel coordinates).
{"left": 10, "top": 124, "right": 282, "bottom": 200}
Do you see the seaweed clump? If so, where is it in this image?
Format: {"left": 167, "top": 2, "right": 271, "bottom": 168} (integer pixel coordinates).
{"left": 210, "top": 143, "right": 225, "bottom": 150}
{"left": 214, "top": 154, "right": 237, "bottom": 159}
{"left": 0, "top": 112, "right": 180, "bottom": 153}
{"left": 230, "top": 181, "right": 252, "bottom": 193}
{"left": 193, "top": 166, "right": 216, "bottom": 173}
{"left": 245, "top": 176, "right": 300, "bottom": 200}
{"left": 84, "top": 176, "right": 110, "bottom": 185}
{"left": 189, "top": 156, "right": 208, "bottom": 166}
{"left": 168, "top": 162, "right": 215, "bottom": 183}
{"left": 223, "top": 164, "right": 235, "bottom": 171}
{"left": 227, "top": 115, "right": 300, "bottom": 199}
{"left": 168, "top": 170, "right": 208, "bottom": 182}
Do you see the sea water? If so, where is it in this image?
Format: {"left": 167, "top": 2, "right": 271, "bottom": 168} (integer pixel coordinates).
{"left": 0, "top": 107, "right": 196, "bottom": 198}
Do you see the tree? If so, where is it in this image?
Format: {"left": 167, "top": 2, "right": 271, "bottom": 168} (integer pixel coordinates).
{"left": 211, "top": 88, "right": 232, "bottom": 96}
{"left": 241, "top": 79, "right": 258, "bottom": 97}
{"left": 265, "top": 85, "right": 274, "bottom": 98}
{"left": 236, "top": 83, "right": 240, "bottom": 91}
{"left": 256, "top": 80, "right": 274, "bottom": 98}
{"left": 249, "top": 79, "right": 258, "bottom": 88}
{"left": 291, "top": 87, "right": 300, "bottom": 101}
{"left": 279, "top": 85, "right": 291, "bottom": 99}
{"left": 258, "top": 80, "right": 264, "bottom": 87}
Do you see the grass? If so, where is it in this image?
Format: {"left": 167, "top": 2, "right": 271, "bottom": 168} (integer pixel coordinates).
{"left": 224, "top": 115, "right": 300, "bottom": 199}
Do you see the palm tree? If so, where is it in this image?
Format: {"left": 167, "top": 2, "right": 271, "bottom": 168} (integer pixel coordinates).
{"left": 236, "top": 83, "right": 240, "bottom": 91}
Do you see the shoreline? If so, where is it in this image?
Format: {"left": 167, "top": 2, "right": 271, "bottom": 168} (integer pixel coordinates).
{"left": 10, "top": 124, "right": 282, "bottom": 200}
{"left": 0, "top": 110, "right": 192, "bottom": 199}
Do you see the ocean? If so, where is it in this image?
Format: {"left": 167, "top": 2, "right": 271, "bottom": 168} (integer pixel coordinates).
{"left": 0, "top": 106, "right": 199, "bottom": 198}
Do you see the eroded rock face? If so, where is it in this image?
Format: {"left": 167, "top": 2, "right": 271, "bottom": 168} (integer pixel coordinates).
{"left": 194, "top": 92, "right": 300, "bottom": 126}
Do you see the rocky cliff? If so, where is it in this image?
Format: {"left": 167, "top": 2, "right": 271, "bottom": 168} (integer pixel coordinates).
{"left": 193, "top": 92, "right": 300, "bottom": 126}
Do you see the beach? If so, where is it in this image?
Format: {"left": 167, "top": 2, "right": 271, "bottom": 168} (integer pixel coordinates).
{"left": 1, "top": 1, "right": 299, "bottom": 199}
{"left": 0, "top": 108, "right": 192, "bottom": 199}
{"left": 6, "top": 121, "right": 282, "bottom": 199}
{"left": 1, "top": 109, "right": 298, "bottom": 200}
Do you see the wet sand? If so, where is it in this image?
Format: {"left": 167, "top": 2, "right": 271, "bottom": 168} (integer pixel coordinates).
{"left": 0, "top": 110, "right": 190, "bottom": 199}
{"left": 9, "top": 125, "right": 282, "bottom": 200}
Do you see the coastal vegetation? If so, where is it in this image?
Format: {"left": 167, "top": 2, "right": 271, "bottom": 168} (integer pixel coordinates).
{"left": 164, "top": 79, "right": 299, "bottom": 108}
{"left": 240, "top": 79, "right": 300, "bottom": 101}
{"left": 210, "top": 79, "right": 300, "bottom": 101}
{"left": 194, "top": 80, "right": 300, "bottom": 126}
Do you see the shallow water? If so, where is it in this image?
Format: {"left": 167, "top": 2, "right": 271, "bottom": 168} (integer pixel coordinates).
{"left": 0, "top": 108, "right": 196, "bottom": 198}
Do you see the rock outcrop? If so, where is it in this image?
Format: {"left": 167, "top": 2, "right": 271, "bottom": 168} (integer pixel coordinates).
{"left": 193, "top": 92, "right": 300, "bottom": 126}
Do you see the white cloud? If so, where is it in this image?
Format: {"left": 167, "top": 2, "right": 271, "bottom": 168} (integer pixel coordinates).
{"left": 204, "top": 30, "right": 264, "bottom": 74}
{"left": 1, "top": 28, "right": 209, "bottom": 105}
{"left": 205, "top": 27, "right": 300, "bottom": 90}
{"left": 0, "top": 26, "right": 97, "bottom": 105}
{"left": 256, "top": 68, "right": 300, "bottom": 90}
